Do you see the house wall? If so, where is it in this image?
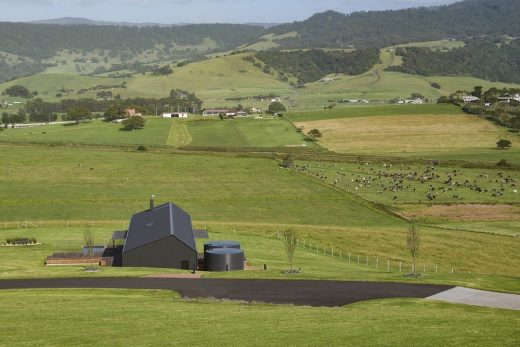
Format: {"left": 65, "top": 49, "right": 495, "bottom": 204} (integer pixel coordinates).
{"left": 122, "top": 236, "right": 197, "bottom": 270}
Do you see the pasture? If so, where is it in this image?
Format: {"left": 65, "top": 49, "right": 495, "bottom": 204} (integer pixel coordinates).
{"left": 0, "top": 144, "right": 392, "bottom": 226}
{"left": 1, "top": 289, "right": 518, "bottom": 346}
{"left": 0, "top": 118, "right": 172, "bottom": 147}
{"left": 295, "top": 114, "right": 520, "bottom": 160}
{"left": 186, "top": 117, "right": 315, "bottom": 148}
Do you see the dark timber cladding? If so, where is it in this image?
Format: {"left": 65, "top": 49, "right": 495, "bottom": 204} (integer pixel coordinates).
{"left": 122, "top": 202, "right": 197, "bottom": 270}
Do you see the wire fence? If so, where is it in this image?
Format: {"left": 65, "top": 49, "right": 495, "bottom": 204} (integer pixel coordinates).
{"left": 268, "top": 230, "right": 473, "bottom": 275}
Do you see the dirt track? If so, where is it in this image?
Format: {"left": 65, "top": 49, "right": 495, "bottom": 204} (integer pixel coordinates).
{"left": 0, "top": 278, "right": 452, "bottom": 307}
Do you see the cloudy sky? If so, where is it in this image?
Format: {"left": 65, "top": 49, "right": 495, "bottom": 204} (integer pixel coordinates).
{"left": 0, "top": 0, "right": 461, "bottom": 24}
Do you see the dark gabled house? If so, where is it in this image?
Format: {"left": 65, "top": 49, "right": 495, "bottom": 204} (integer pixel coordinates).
{"left": 122, "top": 202, "right": 197, "bottom": 270}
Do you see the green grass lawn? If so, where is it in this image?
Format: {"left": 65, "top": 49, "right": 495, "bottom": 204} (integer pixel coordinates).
{"left": 0, "top": 118, "right": 172, "bottom": 147}
{"left": 1, "top": 289, "right": 518, "bottom": 347}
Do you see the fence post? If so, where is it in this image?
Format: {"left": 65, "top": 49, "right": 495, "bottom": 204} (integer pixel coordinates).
{"left": 339, "top": 250, "right": 342, "bottom": 261}
{"left": 399, "top": 262, "right": 402, "bottom": 272}
{"left": 331, "top": 248, "right": 334, "bottom": 258}
{"left": 357, "top": 254, "right": 360, "bottom": 264}
{"left": 435, "top": 265, "right": 438, "bottom": 273}
{"left": 387, "top": 259, "right": 390, "bottom": 272}
{"left": 17, "top": 221, "right": 20, "bottom": 229}
{"left": 366, "top": 256, "right": 368, "bottom": 266}
{"left": 66, "top": 220, "right": 69, "bottom": 228}
{"left": 451, "top": 267, "right": 454, "bottom": 273}
{"left": 376, "top": 257, "right": 379, "bottom": 268}
{"left": 349, "top": 252, "right": 351, "bottom": 262}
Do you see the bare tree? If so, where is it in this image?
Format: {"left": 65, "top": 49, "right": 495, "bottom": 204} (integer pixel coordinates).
{"left": 282, "top": 229, "right": 298, "bottom": 271}
{"left": 84, "top": 226, "right": 95, "bottom": 270}
{"left": 407, "top": 223, "right": 420, "bottom": 275}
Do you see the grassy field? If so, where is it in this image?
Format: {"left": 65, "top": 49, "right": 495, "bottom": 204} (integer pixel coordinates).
{"left": 0, "top": 144, "right": 393, "bottom": 226}
{"left": 295, "top": 114, "right": 520, "bottom": 159}
{"left": 0, "top": 116, "right": 317, "bottom": 149}
{"left": 0, "top": 289, "right": 518, "bottom": 346}
{"left": 0, "top": 118, "right": 172, "bottom": 147}
{"left": 294, "top": 160, "right": 520, "bottom": 206}
{"left": 287, "top": 103, "right": 463, "bottom": 122}
{"left": 186, "top": 117, "right": 315, "bottom": 148}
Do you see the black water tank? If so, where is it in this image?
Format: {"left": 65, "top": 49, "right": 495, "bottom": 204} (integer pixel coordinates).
{"left": 205, "top": 248, "right": 244, "bottom": 272}
{"left": 204, "top": 241, "right": 241, "bottom": 253}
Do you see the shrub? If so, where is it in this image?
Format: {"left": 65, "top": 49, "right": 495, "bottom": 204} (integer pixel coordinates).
{"left": 5, "top": 237, "right": 37, "bottom": 245}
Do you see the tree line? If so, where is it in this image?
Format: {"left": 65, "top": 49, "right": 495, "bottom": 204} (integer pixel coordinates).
{"left": 1, "top": 89, "right": 203, "bottom": 124}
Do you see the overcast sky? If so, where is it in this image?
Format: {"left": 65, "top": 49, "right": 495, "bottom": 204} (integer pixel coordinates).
{"left": 0, "top": 0, "right": 462, "bottom": 24}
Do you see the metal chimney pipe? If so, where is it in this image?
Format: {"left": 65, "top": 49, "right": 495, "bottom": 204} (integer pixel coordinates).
{"left": 150, "top": 195, "right": 155, "bottom": 210}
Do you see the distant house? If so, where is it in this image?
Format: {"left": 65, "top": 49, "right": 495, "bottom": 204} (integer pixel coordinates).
{"left": 203, "top": 109, "right": 231, "bottom": 116}
{"left": 162, "top": 112, "right": 189, "bottom": 118}
{"left": 321, "top": 77, "right": 334, "bottom": 83}
{"left": 498, "top": 94, "right": 520, "bottom": 103}
{"left": 404, "top": 98, "right": 424, "bottom": 104}
{"left": 125, "top": 108, "right": 142, "bottom": 117}
{"left": 462, "top": 96, "right": 480, "bottom": 103}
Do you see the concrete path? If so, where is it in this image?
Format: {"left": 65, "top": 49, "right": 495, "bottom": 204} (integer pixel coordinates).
{"left": 427, "top": 287, "right": 520, "bottom": 311}
{"left": 0, "top": 278, "right": 451, "bottom": 307}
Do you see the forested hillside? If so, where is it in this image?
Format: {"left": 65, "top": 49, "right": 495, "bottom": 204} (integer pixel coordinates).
{"left": 387, "top": 38, "right": 520, "bottom": 83}
{"left": 270, "top": 0, "right": 520, "bottom": 48}
{"left": 255, "top": 49, "right": 380, "bottom": 84}
{"left": 0, "top": 23, "right": 266, "bottom": 60}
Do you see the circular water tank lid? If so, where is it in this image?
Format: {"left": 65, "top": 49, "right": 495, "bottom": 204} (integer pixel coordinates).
{"left": 206, "top": 248, "right": 243, "bottom": 255}
{"left": 204, "top": 241, "right": 240, "bottom": 249}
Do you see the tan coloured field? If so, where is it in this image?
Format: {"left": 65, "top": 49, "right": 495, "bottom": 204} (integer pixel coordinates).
{"left": 399, "top": 204, "right": 520, "bottom": 222}
{"left": 296, "top": 114, "right": 518, "bottom": 154}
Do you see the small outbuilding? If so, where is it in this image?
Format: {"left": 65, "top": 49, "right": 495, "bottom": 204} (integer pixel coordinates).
{"left": 122, "top": 202, "right": 197, "bottom": 270}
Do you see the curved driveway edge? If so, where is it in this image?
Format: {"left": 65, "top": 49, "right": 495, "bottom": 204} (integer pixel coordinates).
{"left": 427, "top": 287, "right": 520, "bottom": 311}
{"left": 0, "top": 278, "right": 452, "bottom": 307}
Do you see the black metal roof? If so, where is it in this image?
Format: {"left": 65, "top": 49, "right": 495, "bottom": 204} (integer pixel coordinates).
{"left": 123, "top": 202, "right": 196, "bottom": 253}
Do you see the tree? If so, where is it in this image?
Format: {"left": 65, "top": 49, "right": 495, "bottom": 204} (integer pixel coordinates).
{"left": 282, "top": 229, "right": 298, "bottom": 271}
{"left": 2, "top": 85, "right": 32, "bottom": 98}
{"left": 307, "top": 128, "right": 322, "bottom": 141}
{"left": 496, "top": 139, "right": 512, "bottom": 150}
{"left": 64, "top": 106, "right": 92, "bottom": 123}
{"left": 121, "top": 116, "right": 145, "bottom": 130}
{"left": 83, "top": 226, "right": 96, "bottom": 271}
{"left": 103, "top": 105, "right": 126, "bottom": 122}
{"left": 268, "top": 101, "right": 287, "bottom": 114}
{"left": 407, "top": 223, "right": 420, "bottom": 275}
{"left": 1, "top": 112, "right": 9, "bottom": 127}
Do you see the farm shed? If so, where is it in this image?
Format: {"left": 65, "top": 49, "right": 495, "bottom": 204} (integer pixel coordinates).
{"left": 122, "top": 202, "right": 197, "bottom": 270}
